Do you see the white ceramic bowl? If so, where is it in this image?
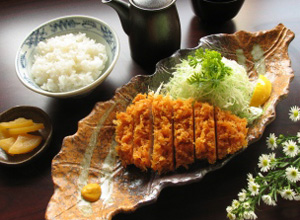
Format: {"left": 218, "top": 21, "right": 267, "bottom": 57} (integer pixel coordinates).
{"left": 15, "top": 15, "right": 120, "bottom": 98}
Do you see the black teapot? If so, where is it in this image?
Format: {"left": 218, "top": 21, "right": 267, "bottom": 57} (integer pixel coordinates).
{"left": 103, "top": 0, "right": 181, "bottom": 67}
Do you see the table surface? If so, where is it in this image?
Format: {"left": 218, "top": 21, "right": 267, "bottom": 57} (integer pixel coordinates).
{"left": 1, "top": 0, "right": 300, "bottom": 219}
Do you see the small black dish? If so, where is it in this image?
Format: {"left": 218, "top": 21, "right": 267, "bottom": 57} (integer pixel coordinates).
{"left": 191, "top": 0, "right": 245, "bottom": 23}
{"left": 0, "top": 106, "right": 53, "bottom": 166}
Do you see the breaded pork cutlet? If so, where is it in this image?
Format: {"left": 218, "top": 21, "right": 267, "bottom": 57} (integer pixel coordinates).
{"left": 151, "top": 95, "right": 174, "bottom": 173}
{"left": 173, "top": 98, "right": 194, "bottom": 169}
{"left": 132, "top": 93, "right": 153, "bottom": 171}
{"left": 194, "top": 102, "right": 216, "bottom": 164}
{"left": 215, "top": 107, "right": 248, "bottom": 160}
{"left": 115, "top": 104, "right": 135, "bottom": 167}
{"left": 115, "top": 93, "right": 249, "bottom": 173}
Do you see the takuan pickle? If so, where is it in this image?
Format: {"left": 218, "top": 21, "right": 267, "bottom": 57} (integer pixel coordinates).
{"left": 0, "top": 117, "right": 44, "bottom": 155}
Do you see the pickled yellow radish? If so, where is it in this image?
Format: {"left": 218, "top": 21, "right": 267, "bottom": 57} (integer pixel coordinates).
{"left": 0, "top": 129, "right": 9, "bottom": 140}
{"left": 0, "top": 137, "right": 17, "bottom": 152}
{"left": 0, "top": 117, "right": 45, "bottom": 155}
{"left": 0, "top": 118, "right": 33, "bottom": 130}
{"left": 8, "top": 134, "right": 42, "bottom": 155}
{"left": 8, "top": 123, "right": 44, "bottom": 135}
{"left": 81, "top": 183, "right": 101, "bottom": 202}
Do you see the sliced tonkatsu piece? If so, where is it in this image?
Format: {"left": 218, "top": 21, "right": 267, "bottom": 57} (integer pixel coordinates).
{"left": 115, "top": 104, "right": 135, "bottom": 167}
{"left": 115, "top": 93, "right": 249, "bottom": 173}
{"left": 115, "top": 93, "right": 148, "bottom": 167}
{"left": 173, "top": 98, "right": 195, "bottom": 169}
{"left": 194, "top": 102, "right": 216, "bottom": 164}
{"left": 132, "top": 93, "right": 153, "bottom": 171}
{"left": 151, "top": 95, "right": 174, "bottom": 173}
{"left": 215, "top": 107, "right": 248, "bottom": 160}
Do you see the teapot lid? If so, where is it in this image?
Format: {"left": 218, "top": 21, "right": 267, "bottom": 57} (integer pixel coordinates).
{"left": 131, "top": 0, "right": 175, "bottom": 10}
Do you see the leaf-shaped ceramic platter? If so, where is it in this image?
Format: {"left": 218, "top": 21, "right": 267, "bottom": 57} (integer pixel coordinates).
{"left": 46, "top": 24, "right": 294, "bottom": 220}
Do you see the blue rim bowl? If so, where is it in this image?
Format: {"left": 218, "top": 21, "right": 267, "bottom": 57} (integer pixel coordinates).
{"left": 15, "top": 15, "right": 120, "bottom": 98}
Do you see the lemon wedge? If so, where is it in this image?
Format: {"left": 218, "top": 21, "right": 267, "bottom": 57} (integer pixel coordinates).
{"left": 250, "top": 75, "right": 272, "bottom": 107}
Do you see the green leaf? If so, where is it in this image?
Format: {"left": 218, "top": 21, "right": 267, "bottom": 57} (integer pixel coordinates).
{"left": 187, "top": 48, "right": 232, "bottom": 88}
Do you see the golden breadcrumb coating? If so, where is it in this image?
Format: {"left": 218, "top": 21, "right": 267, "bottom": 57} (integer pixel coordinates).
{"left": 151, "top": 95, "right": 174, "bottom": 173}
{"left": 115, "top": 93, "right": 249, "bottom": 173}
{"left": 132, "top": 93, "right": 153, "bottom": 171}
{"left": 173, "top": 98, "right": 194, "bottom": 169}
{"left": 194, "top": 102, "right": 216, "bottom": 164}
{"left": 215, "top": 107, "right": 248, "bottom": 160}
{"left": 115, "top": 105, "right": 135, "bottom": 167}
{"left": 132, "top": 93, "right": 147, "bottom": 103}
{"left": 115, "top": 93, "right": 148, "bottom": 167}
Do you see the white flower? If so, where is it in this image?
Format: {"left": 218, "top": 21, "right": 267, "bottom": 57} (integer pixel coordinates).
{"left": 262, "top": 195, "right": 276, "bottom": 206}
{"left": 243, "top": 211, "right": 251, "bottom": 219}
{"left": 248, "top": 181, "right": 260, "bottom": 196}
{"left": 226, "top": 206, "right": 233, "bottom": 213}
{"left": 294, "top": 194, "right": 300, "bottom": 201}
{"left": 283, "top": 140, "right": 299, "bottom": 157}
{"left": 280, "top": 188, "right": 295, "bottom": 200}
{"left": 258, "top": 154, "right": 271, "bottom": 172}
{"left": 285, "top": 166, "right": 300, "bottom": 183}
{"left": 243, "top": 211, "right": 257, "bottom": 219}
{"left": 289, "top": 106, "right": 300, "bottom": 122}
{"left": 243, "top": 202, "right": 251, "bottom": 209}
{"left": 238, "top": 189, "right": 247, "bottom": 202}
{"left": 268, "top": 153, "right": 276, "bottom": 169}
{"left": 248, "top": 211, "right": 257, "bottom": 219}
{"left": 232, "top": 199, "right": 240, "bottom": 209}
{"left": 297, "top": 132, "right": 300, "bottom": 143}
{"left": 227, "top": 212, "right": 236, "bottom": 220}
{"left": 266, "top": 133, "right": 277, "bottom": 150}
{"left": 247, "top": 173, "right": 255, "bottom": 183}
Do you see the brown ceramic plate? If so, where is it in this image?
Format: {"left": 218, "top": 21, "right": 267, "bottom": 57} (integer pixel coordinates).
{"left": 46, "top": 24, "right": 294, "bottom": 220}
{"left": 0, "top": 106, "right": 53, "bottom": 166}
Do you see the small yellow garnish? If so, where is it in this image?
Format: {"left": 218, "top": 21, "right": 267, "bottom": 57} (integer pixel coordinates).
{"left": 81, "top": 183, "right": 101, "bottom": 202}
{"left": 250, "top": 75, "right": 272, "bottom": 107}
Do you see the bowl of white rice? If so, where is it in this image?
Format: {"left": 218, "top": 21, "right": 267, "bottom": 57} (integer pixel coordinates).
{"left": 15, "top": 15, "right": 119, "bottom": 98}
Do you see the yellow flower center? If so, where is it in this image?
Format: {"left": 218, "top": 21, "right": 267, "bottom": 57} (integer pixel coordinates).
{"left": 293, "top": 111, "right": 299, "bottom": 117}
{"left": 291, "top": 170, "right": 297, "bottom": 177}
{"left": 263, "top": 160, "right": 268, "bottom": 166}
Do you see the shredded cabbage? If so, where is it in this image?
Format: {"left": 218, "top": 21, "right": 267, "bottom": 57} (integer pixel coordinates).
{"left": 161, "top": 51, "right": 262, "bottom": 124}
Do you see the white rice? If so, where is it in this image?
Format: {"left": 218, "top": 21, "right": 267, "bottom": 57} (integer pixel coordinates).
{"left": 31, "top": 33, "right": 108, "bottom": 92}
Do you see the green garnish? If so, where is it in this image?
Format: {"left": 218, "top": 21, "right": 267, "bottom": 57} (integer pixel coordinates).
{"left": 187, "top": 48, "right": 232, "bottom": 88}
{"left": 161, "top": 48, "right": 262, "bottom": 124}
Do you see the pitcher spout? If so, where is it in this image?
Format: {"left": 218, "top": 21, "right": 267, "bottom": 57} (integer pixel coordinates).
{"left": 102, "top": 0, "right": 130, "bottom": 35}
